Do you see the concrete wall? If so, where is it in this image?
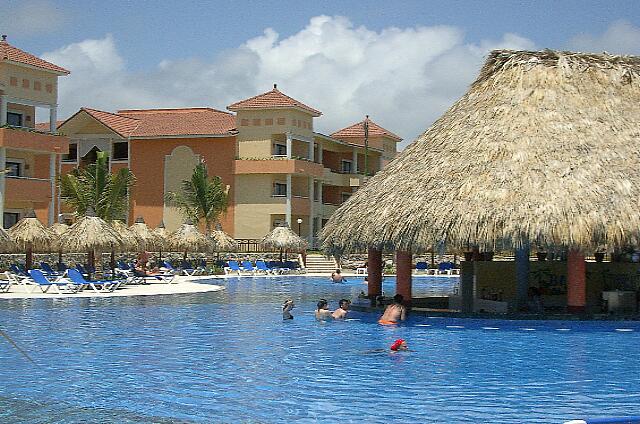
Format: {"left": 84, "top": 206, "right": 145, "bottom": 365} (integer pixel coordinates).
{"left": 0, "top": 62, "right": 58, "bottom": 105}
{"left": 233, "top": 174, "right": 286, "bottom": 238}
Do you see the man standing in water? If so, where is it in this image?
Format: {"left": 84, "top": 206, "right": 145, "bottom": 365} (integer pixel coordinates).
{"left": 378, "top": 294, "right": 407, "bottom": 325}
{"left": 332, "top": 299, "right": 351, "bottom": 319}
{"left": 315, "top": 299, "right": 333, "bottom": 320}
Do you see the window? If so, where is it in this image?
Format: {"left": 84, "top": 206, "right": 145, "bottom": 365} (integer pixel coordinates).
{"left": 273, "top": 143, "right": 287, "bottom": 156}
{"left": 241, "top": 118, "right": 249, "bottom": 126}
{"left": 63, "top": 143, "right": 78, "bottom": 162}
{"left": 277, "top": 117, "right": 285, "bottom": 125}
{"left": 9, "top": 77, "right": 17, "bottom": 87}
{"left": 265, "top": 118, "right": 274, "bottom": 126}
{"left": 45, "top": 84, "right": 52, "bottom": 93}
{"left": 341, "top": 192, "right": 352, "bottom": 203}
{"left": 112, "top": 142, "right": 128, "bottom": 160}
{"left": 34, "top": 81, "right": 42, "bottom": 91}
{"left": 7, "top": 112, "right": 22, "bottom": 127}
{"left": 3, "top": 212, "right": 20, "bottom": 229}
{"left": 273, "top": 182, "right": 287, "bottom": 196}
{"left": 5, "top": 161, "right": 22, "bottom": 177}
{"left": 22, "top": 79, "right": 29, "bottom": 89}
{"left": 252, "top": 118, "right": 261, "bottom": 126}
{"left": 341, "top": 160, "right": 353, "bottom": 173}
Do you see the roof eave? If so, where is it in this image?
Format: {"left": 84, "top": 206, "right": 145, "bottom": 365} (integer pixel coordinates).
{"left": 227, "top": 105, "right": 322, "bottom": 117}
{"left": 3, "top": 58, "right": 69, "bottom": 76}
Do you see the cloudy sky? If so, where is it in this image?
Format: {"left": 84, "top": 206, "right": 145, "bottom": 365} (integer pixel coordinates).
{"left": 4, "top": 0, "right": 640, "bottom": 148}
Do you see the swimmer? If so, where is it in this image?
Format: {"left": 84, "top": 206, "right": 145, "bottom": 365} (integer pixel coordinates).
{"left": 378, "top": 294, "right": 407, "bottom": 325}
{"left": 315, "top": 299, "right": 333, "bottom": 320}
{"left": 390, "top": 339, "right": 408, "bottom": 351}
{"left": 330, "top": 269, "right": 346, "bottom": 283}
{"left": 332, "top": 299, "right": 351, "bottom": 319}
{"left": 282, "top": 299, "right": 295, "bottom": 320}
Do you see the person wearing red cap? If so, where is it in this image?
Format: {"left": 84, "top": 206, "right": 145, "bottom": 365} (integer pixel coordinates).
{"left": 390, "top": 339, "right": 408, "bottom": 351}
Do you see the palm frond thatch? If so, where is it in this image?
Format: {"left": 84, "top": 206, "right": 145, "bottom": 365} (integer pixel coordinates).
{"left": 153, "top": 221, "right": 169, "bottom": 250}
{"left": 8, "top": 214, "right": 55, "bottom": 252}
{"left": 58, "top": 215, "right": 123, "bottom": 252}
{"left": 322, "top": 49, "right": 640, "bottom": 254}
{"left": 167, "top": 222, "right": 211, "bottom": 253}
{"left": 261, "top": 225, "right": 308, "bottom": 251}
{"left": 49, "top": 223, "right": 69, "bottom": 236}
{"left": 210, "top": 223, "right": 237, "bottom": 252}
{"left": 130, "top": 217, "right": 161, "bottom": 251}
{"left": 111, "top": 220, "right": 138, "bottom": 251}
{"left": 0, "top": 226, "right": 14, "bottom": 253}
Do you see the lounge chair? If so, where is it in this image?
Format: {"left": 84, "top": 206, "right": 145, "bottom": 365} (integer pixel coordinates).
{"left": 415, "top": 262, "right": 429, "bottom": 273}
{"left": 5, "top": 271, "right": 28, "bottom": 287}
{"left": 181, "top": 260, "right": 205, "bottom": 276}
{"left": 267, "top": 261, "right": 286, "bottom": 274}
{"left": 67, "top": 269, "right": 124, "bottom": 293}
{"left": 225, "top": 260, "right": 241, "bottom": 275}
{"left": 131, "top": 268, "right": 176, "bottom": 284}
{"left": 28, "top": 269, "right": 79, "bottom": 294}
{"left": 40, "top": 262, "right": 61, "bottom": 277}
{"left": 255, "top": 260, "right": 271, "bottom": 274}
{"left": 10, "top": 264, "right": 28, "bottom": 278}
{"left": 0, "top": 275, "right": 12, "bottom": 293}
{"left": 241, "top": 261, "right": 256, "bottom": 275}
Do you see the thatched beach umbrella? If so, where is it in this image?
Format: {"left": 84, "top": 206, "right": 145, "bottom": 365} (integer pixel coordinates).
{"left": 210, "top": 223, "right": 237, "bottom": 260}
{"left": 261, "top": 224, "right": 308, "bottom": 262}
{"left": 49, "top": 223, "right": 68, "bottom": 268}
{"left": 8, "top": 211, "right": 55, "bottom": 269}
{"left": 153, "top": 221, "right": 169, "bottom": 264}
{"left": 167, "top": 221, "right": 211, "bottom": 261}
{"left": 59, "top": 211, "right": 123, "bottom": 274}
{"left": 130, "top": 216, "right": 160, "bottom": 251}
{"left": 322, "top": 49, "right": 640, "bottom": 312}
{"left": 111, "top": 220, "right": 137, "bottom": 252}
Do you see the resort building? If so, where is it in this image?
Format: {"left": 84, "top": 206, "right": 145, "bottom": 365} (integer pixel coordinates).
{"left": 57, "top": 85, "right": 401, "bottom": 244}
{"left": 0, "top": 36, "right": 69, "bottom": 227}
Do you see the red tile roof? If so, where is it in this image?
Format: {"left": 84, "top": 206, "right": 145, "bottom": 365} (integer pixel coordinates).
{"left": 331, "top": 117, "right": 402, "bottom": 142}
{"left": 227, "top": 84, "right": 322, "bottom": 116}
{"left": 0, "top": 37, "right": 69, "bottom": 75}
{"left": 118, "top": 108, "right": 236, "bottom": 137}
{"left": 35, "top": 121, "right": 64, "bottom": 132}
{"left": 82, "top": 108, "right": 141, "bottom": 138}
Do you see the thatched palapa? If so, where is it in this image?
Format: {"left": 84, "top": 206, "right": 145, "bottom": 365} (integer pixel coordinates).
{"left": 322, "top": 49, "right": 640, "bottom": 254}
{"left": 210, "top": 223, "right": 237, "bottom": 253}
{"left": 130, "top": 217, "right": 160, "bottom": 251}
{"left": 8, "top": 211, "right": 55, "bottom": 269}
{"left": 261, "top": 225, "right": 308, "bottom": 251}
{"left": 167, "top": 221, "right": 211, "bottom": 259}
{"left": 59, "top": 214, "right": 123, "bottom": 253}
{"left": 111, "top": 220, "right": 138, "bottom": 251}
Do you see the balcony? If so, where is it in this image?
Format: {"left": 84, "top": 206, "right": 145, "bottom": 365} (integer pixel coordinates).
{"left": 0, "top": 127, "right": 68, "bottom": 153}
{"left": 235, "top": 158, "right": 323, "bottom": 177}
{"left": 6, "top": 176, "right": 51, "bottom": 202}
{"left": 322, "top": 168, "right": 364, "bottom": 187}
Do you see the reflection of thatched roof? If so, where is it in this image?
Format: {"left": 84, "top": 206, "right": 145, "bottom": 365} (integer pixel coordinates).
{"left": 261, "top": 225, "right": 308, "bottom": 251}
{"left": 130, "top": 217, "right": 160, "bottom": 250}
{"left": 9, "top": 214, "right": 55, "bottom": 252}
{"left": 59, "top": 216, "right": 123, "bottom": 252}
{"left": 322, "top": 50, "right": 640, "bottom": 254}
{"left": 167, "top": 222, "right": 211, "bottom": 252}
{"left": 210, "top": 224, "right": 237, "bottom": 252}
{"left": 111, "top": 220, "right": 138, "bottom": 251}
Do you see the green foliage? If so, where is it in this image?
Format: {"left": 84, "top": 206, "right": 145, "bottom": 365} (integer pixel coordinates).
{"left": 165, "top": 163, "right": 229, "bottom": 232}
{"left": 59, "top": 151, "right": 136, "bottom": 221}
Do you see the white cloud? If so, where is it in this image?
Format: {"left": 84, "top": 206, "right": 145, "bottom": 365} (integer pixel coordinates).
{"left": 0, "top": 0, "right": 67, "bottom": 36}
{"left": 568, "top": 20, "right": 640, "bottom": 55}
{"left": 42, "top": 15, "right": 536, "bottom": 148}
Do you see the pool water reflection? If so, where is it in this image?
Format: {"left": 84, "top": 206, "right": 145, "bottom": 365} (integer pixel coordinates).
{"left": 0, "top": 275, "right": 637, "bottom": 423}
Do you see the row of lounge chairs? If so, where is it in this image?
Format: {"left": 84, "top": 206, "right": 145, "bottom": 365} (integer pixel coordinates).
{"left": 415, "top": 261, "right": 459, "bottom": 275}
{"left": 224, "top": 260, "right": 303, "bottom": 275}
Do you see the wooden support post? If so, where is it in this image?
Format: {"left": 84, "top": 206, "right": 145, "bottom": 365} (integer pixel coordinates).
{"left": 567, "top": 249, "right": 586, "bottom": 314}
{"left": 396, "top": 250, "right": 413, "bottom": 307}
{"left": 367, "top": 248, "right": 382, "bottom": 303}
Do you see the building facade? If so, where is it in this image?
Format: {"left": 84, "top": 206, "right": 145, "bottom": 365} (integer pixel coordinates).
{"left": 0, "top": 36, "right": 69, "bottom": 227}
{"left": 58, "top": 85, "right": 401, "bottom": 244}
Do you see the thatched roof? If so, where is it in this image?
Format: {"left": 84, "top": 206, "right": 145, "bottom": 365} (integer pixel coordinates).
{"left": 0, "top": 226, "right": 15, "bottom": 252}
{"left": 58, "top": 215, "right": 123, "bottom": 252}
{"left": 153, "top": 221, "right": 169, "bottom": 250}
{"left": 49, "top": 223, "right": 69, "bottom": 236}
{"left": 111, "top": 220, "right": 138, "bottom": 251}
{"left": 210, "top": 223, "right": 237, "bottom": 252}
{"left": 322, "top": 49, "right": 640, "bottom": 254}
{"left": 8, "top": 213, "right": 55, "bottom": 252}
{"left": 261, "top": 225, "right": 308, "bottom": 251}
{"left": 167, "top": 222, "right": 211, "bottom": 252}
{"left": 129, "top": 217, "right": 160, "bottom": 250}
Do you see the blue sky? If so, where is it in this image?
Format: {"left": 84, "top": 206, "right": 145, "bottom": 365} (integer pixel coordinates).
{"left": 3, "top": 0, "right": 640, "bottom": 147}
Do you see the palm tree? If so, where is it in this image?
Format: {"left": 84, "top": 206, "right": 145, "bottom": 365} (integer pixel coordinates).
{"left": 59, "top": 151, "right": 136, "bottom": 221}
{"left": 166, "top": 163, "right": 229, "bottom": 233}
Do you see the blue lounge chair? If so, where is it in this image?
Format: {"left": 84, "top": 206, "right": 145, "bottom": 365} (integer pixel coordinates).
{"left": 162, "top": 261, "right": 178, "bottom": 274}
{"left": 225, "top": 260, "right": 241, "bottom": 275}
{"left": 131, "top": 268, "right": 175, "bottom": 284}
{"left": 181, "top": 260, "right": 205, "bottom": 276}
{"left": 28, "top": 269, "right": 78, "bottom": 294}
{"left": 10, "top": 264, "right": 28, "bottom": 277}
{"left": 67, "top": 269, "right": 123, "bottom": 293}
{"left": 415, "top": 262, "right": 428, "bottom": 271}
{"left": 255, "top": 260, "right": 271, "bottom": 274}
{"left": 56, "top": 262, "right": 68, "bottom": 272}
{"left": 40, "top": 262, "right": 60, "bottom": 277}
{"left": 241, "top": 261, "right": 256, "bottom": 274}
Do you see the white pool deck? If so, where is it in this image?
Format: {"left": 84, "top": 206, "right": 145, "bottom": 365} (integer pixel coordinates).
{"left": 0, "top": 271, "right": 457, "bottom": 300}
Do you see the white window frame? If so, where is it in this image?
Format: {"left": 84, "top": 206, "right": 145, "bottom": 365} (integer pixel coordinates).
{"left": 6, "top": 110, "right": 24, "bottom": 127}
{"left": 112, "top": 141, "right": 129, "bottom": 161}
{"left": 5, "top": 158, "right": 25, "bottom": 177}
{"left": 273, "top": 143, "right": 287, "bottom": 157}
{"left": 273, "top": 181, "right": 287, "bottom": 197}
{"left": 341, "top": 159, "right": 353, "bottom": 173}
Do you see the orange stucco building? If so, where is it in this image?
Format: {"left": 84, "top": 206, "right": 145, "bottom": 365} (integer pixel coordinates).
{"left": 0, "top": 36, "right": 69, "bottom": 227}
{"left": 58, "top": 85, "right": 402, "bottom": 246}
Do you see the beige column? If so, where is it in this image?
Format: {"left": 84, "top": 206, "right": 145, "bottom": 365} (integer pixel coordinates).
{"left": 352, "top": 149, "right": 358, "bottom": 173}
{"left": 308, "top": 140, "right": 314, "bottom": 162}
{"left": 317, "top": 144, "right": 323, "bottom": 164}
{"left": 286, "top": 174, "right": 292, "bottom": 225}
{"left": 0, "top": 95, "right": 7, "bottom": 126}
{"left": 286, "top": 133, "right": 292, "bottom": 159}
{"left": 0, "top": 147, "right": 5, "bottom": 223}
{"left": 48, "top": 153, "right": 56, "bottom": 225}
{"left": 49, "top": 105, "right": 57, "bottom": 133}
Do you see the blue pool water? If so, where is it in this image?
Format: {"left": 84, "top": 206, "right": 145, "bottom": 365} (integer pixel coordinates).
{"left": 0, "top": 275, "right": 639, "bottom": 423}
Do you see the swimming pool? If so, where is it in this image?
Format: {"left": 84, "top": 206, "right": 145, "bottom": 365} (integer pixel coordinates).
{"left": 0, "top": 275, "right": 638, "bottom": 423}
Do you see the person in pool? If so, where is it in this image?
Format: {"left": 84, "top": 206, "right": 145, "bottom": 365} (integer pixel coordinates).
{"left": 282, "top": 299, "right": 295, "bottom": 320}
{"left": 378, "top": 294, "right": 407, "bottom": 325}
{"left": 390, "top": 339, "right": 408, "bottom": 351}
{"left": 332, "top": 299, "right": 351, "bottom": 319}
{"left": 315, "top": 299, "right": 333, "bottom": 320}
{"left": 330, "top": 269, "right": 346, "bottom": 283}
